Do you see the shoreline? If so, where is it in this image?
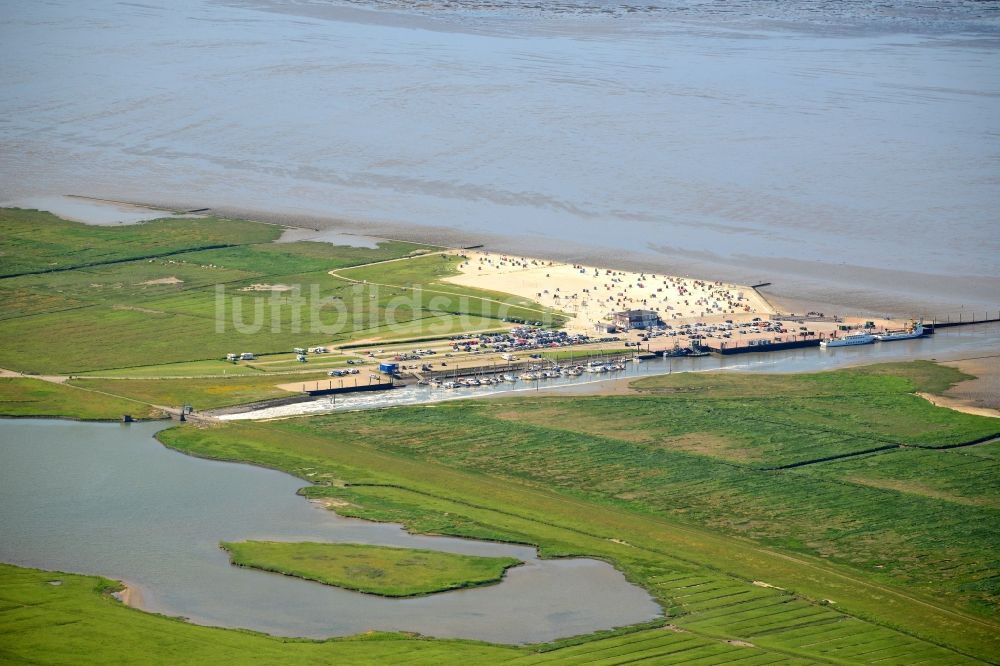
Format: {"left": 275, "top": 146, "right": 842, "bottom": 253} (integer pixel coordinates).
{"left": 118, "top": 199, "right": 999, "bottom": 319}
{"left": 219, "top": 328, "right": 1000, "bottom": 421}
{"left": 935, "top": 354, "right": 1000, "bottom": 414}
{"left": 145, "top": 429, "right": 665, "bottom": 642}
{"left": 537, "top": 345, "right": 1000, "bottom": 403}
{"left": 7, "top": 196, "right": 996, "bottom": 321}
{"left": 112, "top": 580, "right": 146, "bottom": 608}
{"left": 916, "top": 392, "right": 1000, "bottom": 419}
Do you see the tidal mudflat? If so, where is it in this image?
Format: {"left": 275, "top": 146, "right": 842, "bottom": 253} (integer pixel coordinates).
{"left": 2, "top": 0, "right": 997, "bottom": 314}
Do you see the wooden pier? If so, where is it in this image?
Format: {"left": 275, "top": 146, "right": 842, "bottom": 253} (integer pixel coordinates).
{"left": 421, "top": 360, "right": 528, "bottom": 381}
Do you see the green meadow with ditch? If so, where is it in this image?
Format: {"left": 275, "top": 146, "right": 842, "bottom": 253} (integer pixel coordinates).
{"left": 67, "top": 373, "right": 337, "bottom": 411}
{"left": 2, "top": 358, "right": 998, "bottom": 662}
{"left": 0, "top": 208, "right": 280, "bottom": 277}
{"left": 153, "top": 361, "right": 999, "bottom": 664}
{"left": 271, "top": 361, "right": 999, "bottom": 616}
{"left": 0, "top": 209, "right": 558, "bottom": 376}
{"left": 2, "top": 563, "right": 829, "bottom": 665}
{"left": 0, "top": 377, "right": 160, "bottom": 420}
{"left": 1, "top": 208, "right": 998, "bottom": 664}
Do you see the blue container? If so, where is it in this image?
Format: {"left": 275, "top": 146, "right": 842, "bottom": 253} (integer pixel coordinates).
{"left": 378, "top": 362, "right": 399, "bottom": 374}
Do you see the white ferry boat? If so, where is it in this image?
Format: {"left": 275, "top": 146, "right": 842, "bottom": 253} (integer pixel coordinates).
{"left": 874, "top": 323, "right": 924, "bottom": 342}
{"left": 820, "top": 332, "right": 875, "bottom": 348}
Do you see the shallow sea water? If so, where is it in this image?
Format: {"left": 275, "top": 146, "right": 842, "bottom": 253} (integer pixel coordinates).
{"left": 1, "top": 0, "right": 997, "bottom": 312}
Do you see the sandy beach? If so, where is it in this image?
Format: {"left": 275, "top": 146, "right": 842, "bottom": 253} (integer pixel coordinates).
{"left": 443, "top": 250, "right": 775, "bottom": 333}
{"left": 112, "top": 581, "right": 145, "bottom": 608}
{"left": 934, "top": 354, "right": 1000, "bottom": 416}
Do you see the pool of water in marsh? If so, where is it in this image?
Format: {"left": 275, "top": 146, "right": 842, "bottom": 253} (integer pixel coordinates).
{"left": 0, "top": 419, "right": 660, "bottom": 643}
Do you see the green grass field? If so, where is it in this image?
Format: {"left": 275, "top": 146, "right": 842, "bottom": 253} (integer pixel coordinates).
{"left": 1, "top": 209, "right": 997, "bottom": 663}
{"left": 2, "top": 361, "right": 997, "bottom": 663}
{"left": 75, "top": 359, "right": 268, "bottom": 378}
{"left": 154, "top": 361, "right": 1000, "bottom": 664}
{"left": 268, "top": 361, "right": 998, "bottom": 618}
{"left": 0, "top": 377, "right": 160, "bottom": 420}
{"left": 0, "top": 208, "right": 280, "bottom": 277}
{"left": 221, "top": 541, "right": 521, "bottom": 597}
{"left": 0, "top": 562, "right": 826, "bottom": 665}
{"left": 0, "top": 564, "right": 522, "bottom": 665}
{"left": 335, "top": 253, "right": 568, "bottom": 327}
{"left": 74, "top": 355, "right": 364, "bottom": 378}
{"left": 0, "top": 210, "right": 557, "bottom": 375}
{"left": 68, "top": 373, "right": 335, "bottom": 410}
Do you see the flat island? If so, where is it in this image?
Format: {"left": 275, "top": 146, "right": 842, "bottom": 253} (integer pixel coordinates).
{"left": 220, "top": 541, "right": 522, "bottom": 597}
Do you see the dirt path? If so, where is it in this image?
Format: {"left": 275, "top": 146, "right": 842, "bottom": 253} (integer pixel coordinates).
{"left": 0, "top": 367, "right": 69, "bottom": 384}
{"left": 76, "top": 367, "right": 349, "bottom": 380}
{"left": 1, "top": 368, "right": 217, "bottom": 422}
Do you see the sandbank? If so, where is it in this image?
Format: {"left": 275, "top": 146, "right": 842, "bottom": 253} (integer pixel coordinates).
{"left": 442, "top": 250, "right": 774, "bottom": 333}
{"left": 933, "top": 354, "right": 1000, "bottom": 416}
{"left": 916, "top": 392, "right": 1000, "bottom": 419}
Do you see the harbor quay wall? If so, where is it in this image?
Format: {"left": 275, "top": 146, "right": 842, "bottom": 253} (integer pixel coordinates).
{"left": 710, "top": 339, "right": 822, "bottom": 355}
{"left": 304, "top": 382, "right": 395, "bottom": 397}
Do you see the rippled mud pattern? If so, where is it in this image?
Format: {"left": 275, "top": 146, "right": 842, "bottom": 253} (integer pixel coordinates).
{"left": 325, "top": 0, "right": 1000, "bottom": 31}
{"left": 4, "top": 0, "right": 998, "bottom": 315}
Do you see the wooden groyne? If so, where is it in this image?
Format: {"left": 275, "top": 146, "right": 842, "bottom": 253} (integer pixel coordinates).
{"left": 926, "top": 311, "right": 999, "bottom": 332}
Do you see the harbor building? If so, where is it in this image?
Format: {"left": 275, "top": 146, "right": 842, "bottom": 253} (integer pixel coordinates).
{"left": 612, "top": 309, "right": 661, "bottom": 330}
